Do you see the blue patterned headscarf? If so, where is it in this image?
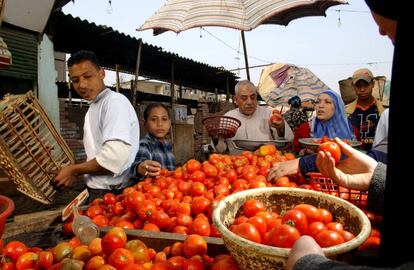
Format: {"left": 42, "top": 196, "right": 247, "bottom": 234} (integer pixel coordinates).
{"left": 312, "top": 90, "right": 355, "bottom": 140}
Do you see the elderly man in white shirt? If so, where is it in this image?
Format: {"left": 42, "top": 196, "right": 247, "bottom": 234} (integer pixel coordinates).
{"left": 217, "top": 80, "right": 294, "bottom": 154}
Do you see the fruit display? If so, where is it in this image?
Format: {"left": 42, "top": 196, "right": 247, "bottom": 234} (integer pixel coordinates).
{"left": 1, "top": 227, "right": 239, "bottom": 269}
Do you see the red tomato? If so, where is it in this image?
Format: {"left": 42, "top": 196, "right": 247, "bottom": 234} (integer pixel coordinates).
{"left": 191, "top": 196, "right": 211, "bottom": 216}
{"left": 274, "top": 177, "right": 290, "bottom": 187}
{"left": 358, "top": 236, "right": 380, "bottom": 251}
{"left": 190, "top": 170, "right": 206, "bottom": 182}
{"left": 202, "top": 163, "right": 218, "bottom": 178}
{"left": 190, "top": 182, "right": 207, "bottom": 197}
{"left": 326, "top": 222, "right": 344, "bottom": 232}
{"left": 318, "top": 141, "right": 341, "bottom": 163}
{"left": 243, "top": 199, "right": 266, "bottom": 217}
{"left": 103, "top": 193, "right": 117, "bottom": 205}
{"left": 307, "top": 222, "right": 327, "bottom": 237}
{"left": 2, "top": 241, "right": 28, "bottom": 262}
{"left": 339, "top": 230, "right": 355, "bottom": 242}
{"left": 101, "top": 234, "right": 126, "bottom": 256}
{"left": 182, "top": 234, "right": 207, "bottom": 258}
{"left": 212, "top": 258, "right": 239, "bottom": 270}
{"left": 317, "top": 208, "right": 333, "bottom": 224}
{"left": 1, "top": 262, "right": 16, "bottom": 270}
{"left": 15, "top": 252, "right": 38, "bottom": 270}
{"left": 270, "top": 224, "right": 300, "bottom": 248}
{"left": 36, "top": 251, "right": 53, "bottom": 269}
{"left": 191, "top": 217, "right": 211, "bottom": 236}
{"left": 232, "top": 223, "right": 262, "bottom": 244}
{"left": 185, "top": 159, "right": 202, "bottom": 174}
{"left": 108, "top": 248, "right": 134, "bottom": 269}
{"left": 247, "top": 216, "right": 267, "bottom": 236}
{"left": 314, "top": 230, "right": 345, "bottom": 247}
{"left": 281, "top": 209, "right": 308, "bottom": 235}
{"left": 293, "top": 204, "right": 321, "bottom": 224}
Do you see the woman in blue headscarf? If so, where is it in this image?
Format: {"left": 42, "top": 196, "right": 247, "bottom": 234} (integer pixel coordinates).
{"left": 293, "top": 90, "right": 358, "bottom": 153}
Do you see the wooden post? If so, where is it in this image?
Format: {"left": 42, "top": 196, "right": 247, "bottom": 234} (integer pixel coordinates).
{"left": 170, "top": 60, "right": 175, "bottom": 157}
{"left": 115, "top": 64, "right": 120, "bottom": 92}
{"left": 226, "top": 75, "right": 230, "bottom": 101}
{"left": 133, "top": 39, "right": 143, "bottom": 106}
{"left": 170, "top": 61, "right": 175, "bottom": 109}
{"left": 241, "top": 31, "right": 250, "bottom": 81}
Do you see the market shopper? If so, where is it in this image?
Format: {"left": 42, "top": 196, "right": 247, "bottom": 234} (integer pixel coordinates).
{"left": 286, "top": 1, "right": 413, "bottom": 269}
{"left": 53, "top": 50, "right": 140, "bottom": 202}
{"left": 131, "top": 103, "right": 175, "bottom": 180}
{"left": 283, "top": 95, "right": 308, "bottom": 134}
{"left": 372, "top": 107, "right": 389, "bottom": 153}
{"left": 346, "top": 68, "right": 385, "bottom": 151}
{"left": 216, "top": 80, "right": 294, "bottom": 154}
{"left": 293, "top": 89, "right": 357, "bottom": 154}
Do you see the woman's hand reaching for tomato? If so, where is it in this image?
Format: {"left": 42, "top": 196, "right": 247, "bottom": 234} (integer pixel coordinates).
{"left": 316, "top": 137, "right": 377, "bottom": 191}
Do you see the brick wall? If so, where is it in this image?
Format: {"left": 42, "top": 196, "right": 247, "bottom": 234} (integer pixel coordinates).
{"left": 59, "top": 100, "right": 87, "bottom": 163}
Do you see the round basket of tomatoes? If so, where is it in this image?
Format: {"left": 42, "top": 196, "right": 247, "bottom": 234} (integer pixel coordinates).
{"left": 307, "top": 172, "right": 368, "bottom": 209}
{"left": 212, "top": 187, "right": 371, "bottom": 270}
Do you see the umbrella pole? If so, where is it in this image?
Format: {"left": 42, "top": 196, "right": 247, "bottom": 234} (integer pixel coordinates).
{"left": 241, "top": 31, "right": 250, "bottom": 81}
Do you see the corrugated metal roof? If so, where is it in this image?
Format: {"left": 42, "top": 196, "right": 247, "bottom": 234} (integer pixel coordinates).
{"left": 46, "top": 11, "right": 238, "bottom": 95}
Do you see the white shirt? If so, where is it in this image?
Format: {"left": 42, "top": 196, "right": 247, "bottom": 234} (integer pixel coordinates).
{"left": 83, "top": 88, "right": 139, "bottom": 190}
{"left": 225, "top": 105, "right": 294, "bottom": 141}
{"left": 373, "top": 108, "right": 389, "bottom": 148}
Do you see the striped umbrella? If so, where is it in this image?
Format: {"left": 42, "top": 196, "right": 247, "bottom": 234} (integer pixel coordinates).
{"left": 138, "top": 0, "right": 348, "bottom": 80}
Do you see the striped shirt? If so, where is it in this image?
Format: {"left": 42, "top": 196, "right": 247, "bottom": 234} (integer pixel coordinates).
{"left": 131, "top": 133, "right": 176, "bottom": 178}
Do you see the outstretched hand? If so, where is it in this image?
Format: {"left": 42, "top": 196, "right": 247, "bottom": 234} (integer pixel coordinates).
{"left": 316, "top": 137, "right": 377, "bottom": 191}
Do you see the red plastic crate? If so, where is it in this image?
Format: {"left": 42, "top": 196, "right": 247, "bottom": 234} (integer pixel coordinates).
{"left": 307, "top": 172, "right": 368, "bottom": 209}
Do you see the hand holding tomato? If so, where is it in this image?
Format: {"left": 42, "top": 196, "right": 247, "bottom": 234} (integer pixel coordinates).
{"left": 269, "top": 109, "right": 283, "bottom": 127}
{"left": 316, "top": 138, "right": 377, "bottom": 191}
{"left": 318, "top": 141, "right": 341, "bottom": 164}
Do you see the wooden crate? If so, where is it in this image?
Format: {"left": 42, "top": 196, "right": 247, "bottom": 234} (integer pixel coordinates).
{"left": 0, "top": 91, "right": 75, "bottom": 204}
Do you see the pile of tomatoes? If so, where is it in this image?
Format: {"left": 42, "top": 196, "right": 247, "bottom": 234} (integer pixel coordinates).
{"left": 64, "top": 147, "right": 309, "bottom": 238}
{"left": 0, "top": 227, "right": 239, "bottom": 270}
{"left": 229, "top": 200, "right": 355, "bottom": 248}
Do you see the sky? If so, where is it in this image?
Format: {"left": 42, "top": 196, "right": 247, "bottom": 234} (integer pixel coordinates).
{"left": 62, "top": 0, "right": 394, "bottom": 93}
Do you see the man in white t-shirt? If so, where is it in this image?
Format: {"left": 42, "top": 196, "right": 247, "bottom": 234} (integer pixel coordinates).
{"left": 216, "top": 80, "right": 294, "bottom": 154}
{"left": 53, "top": 51, "right": 139, "bottom": 202}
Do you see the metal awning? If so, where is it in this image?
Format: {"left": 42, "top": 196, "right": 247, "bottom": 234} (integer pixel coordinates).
{"left": 45, "top": 11, "right": 238, "bottom": 95}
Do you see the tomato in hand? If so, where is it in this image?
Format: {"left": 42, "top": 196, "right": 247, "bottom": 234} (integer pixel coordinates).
{"left": 318, "top": 141, "right": 341, "bottom": 163}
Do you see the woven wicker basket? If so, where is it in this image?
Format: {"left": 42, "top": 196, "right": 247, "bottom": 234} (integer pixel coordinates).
{"left": 202, "top": 115, "right": 241, "bottom": 139}
{"left": 212, "top": 187, "right": 371, "bottom": 270}
{"left": 0, "top": 91, "right": 75, "bottom": 204}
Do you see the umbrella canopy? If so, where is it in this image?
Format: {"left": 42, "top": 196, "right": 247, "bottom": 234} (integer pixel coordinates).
{"left": 139, "top": 0, "right": 348, "bottom": 34}
{"left": 138, "top": 0, "right": 348, "bottom": 80}
{"left": 258, "top": 63, "right": 330, "bottom": 107}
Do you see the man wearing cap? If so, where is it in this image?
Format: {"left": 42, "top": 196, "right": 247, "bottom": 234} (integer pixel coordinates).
{"left": 346, "top": 68, "right": 385, "bottom": 150}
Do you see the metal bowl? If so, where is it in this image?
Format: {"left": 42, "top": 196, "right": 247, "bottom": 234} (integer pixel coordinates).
{"left": 233, "top": 139, "right": 289, "bottom": 151}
